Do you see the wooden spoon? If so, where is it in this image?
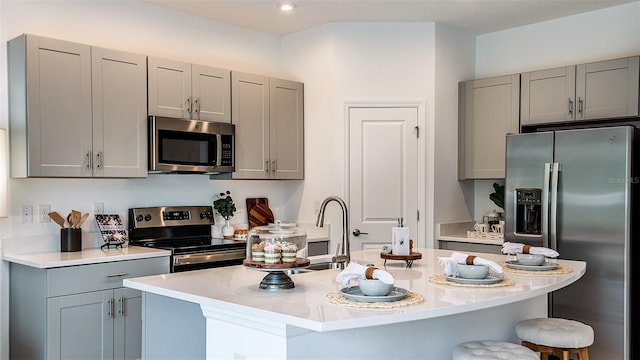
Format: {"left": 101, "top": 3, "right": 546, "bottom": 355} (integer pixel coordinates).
{"left": 71, "top": 210, "right": 82, "bottom": 228}
{"left": 76, "top": 213, "right": 90, "bottom": 228}
{"left": 48, "top": 212, "right": 66, "bottom": 228}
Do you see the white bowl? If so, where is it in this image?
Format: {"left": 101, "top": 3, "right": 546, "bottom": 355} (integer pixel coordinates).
{"left": 516, "top": 253, "right": 546, "bottom": 266}
{"left": 456, "top": 264, "right": 489, "bottom": 279}
{"left": 358, "top": 279, "right": 393, "bottom": 296}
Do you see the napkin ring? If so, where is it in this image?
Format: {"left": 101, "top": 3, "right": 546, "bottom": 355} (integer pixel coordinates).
{"left": 465, "top": 255, "right": 476, "bottom": 265}
{"left": 523, "top": 245, "right": 531, "bottom": 254}
{"left": 365, "top": 267, "right": 377, "bottom": 279}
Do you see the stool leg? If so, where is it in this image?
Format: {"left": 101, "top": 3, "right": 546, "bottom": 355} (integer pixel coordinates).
{"left": 576, "top": 347, "right": 589, "bottom": 360}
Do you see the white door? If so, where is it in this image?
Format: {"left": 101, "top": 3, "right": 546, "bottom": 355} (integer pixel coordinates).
{"left": 349, "top": 107, "right": 419, "bottom": 251}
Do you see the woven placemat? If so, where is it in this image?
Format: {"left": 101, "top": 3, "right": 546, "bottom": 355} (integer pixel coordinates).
{"left": 501, "top": 262, "right": 573, "bottom": 275}
{"left": 325, "top": 291, "right": 424, "bottom": 309}
{"left": 428, "top": 274, "right": 515, "bottom": 288}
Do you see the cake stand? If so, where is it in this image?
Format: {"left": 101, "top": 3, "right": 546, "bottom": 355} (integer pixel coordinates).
{"left": 243, "top": 258, "right": 311, "bottom": 290}
{"left": 380, "top": 252, "right": 422, "bottom": 268}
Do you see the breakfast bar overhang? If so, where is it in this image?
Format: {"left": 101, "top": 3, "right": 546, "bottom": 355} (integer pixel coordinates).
{"left": 124, "top": 248, "right": 586, "bottom": 359}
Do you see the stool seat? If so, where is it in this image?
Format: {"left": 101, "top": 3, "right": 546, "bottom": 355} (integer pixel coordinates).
{"left": 516, "top": 318, "right": 594, "bottom": 348}
{"left": 453, "top": 340, "right": 539, "bottom": 360}
{"left": 516, "top": 318, "right": 594, "bottom": 360}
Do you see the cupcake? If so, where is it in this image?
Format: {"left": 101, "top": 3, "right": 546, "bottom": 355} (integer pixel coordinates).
{"left": 281, "top": 241, "right": 298, "bottom": 263}
{"left": 251, "top": 242, "right": 265, "bottom": 262}
{"left": 264, "top": 243, "right": 282, "bottom": 264}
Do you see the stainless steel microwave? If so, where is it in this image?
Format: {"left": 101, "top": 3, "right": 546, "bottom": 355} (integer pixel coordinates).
{"left": 148, "top": 116, "right": 234, "bottom": 174}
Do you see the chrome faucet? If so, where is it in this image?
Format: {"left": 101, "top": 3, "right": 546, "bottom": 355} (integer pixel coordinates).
{"left": 315, "top": 196, "right": 350, "bottom": 266}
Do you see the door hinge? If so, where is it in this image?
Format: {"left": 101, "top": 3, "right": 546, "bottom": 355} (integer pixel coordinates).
{"left": 417, "top": 210, "right": 420, "bottom": 221}
{"left": 413, "top": 126, "right": 420, "bottom": 138}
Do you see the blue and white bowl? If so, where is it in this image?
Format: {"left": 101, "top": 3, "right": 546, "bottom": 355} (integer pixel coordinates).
{"left": 456, "top": 264, "right": 489, "bottom": 279}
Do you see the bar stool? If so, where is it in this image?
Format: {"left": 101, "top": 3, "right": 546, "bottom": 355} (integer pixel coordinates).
{"left": 516, "top": 318, "right": 594, "bottom": 360}
{"left": 452, "top": 340, "right": 539, "bottom": 359}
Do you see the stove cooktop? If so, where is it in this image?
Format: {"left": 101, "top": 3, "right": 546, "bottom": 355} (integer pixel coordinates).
{"left": 130, "top": 237, "right": 246, "bottom": 255}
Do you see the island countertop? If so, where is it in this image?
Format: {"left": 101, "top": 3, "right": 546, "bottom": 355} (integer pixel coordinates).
{"left": 124, "top": 248, "right": 585, "bottom": 333}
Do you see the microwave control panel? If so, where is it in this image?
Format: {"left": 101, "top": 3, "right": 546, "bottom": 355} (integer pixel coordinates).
{"left": 220, "top": 134, "right": 233, "bottom": 166}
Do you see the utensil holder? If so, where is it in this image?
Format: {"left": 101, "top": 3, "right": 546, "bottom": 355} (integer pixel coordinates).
{"left": 61, "top": 228, "right": 82, "bottom": 252}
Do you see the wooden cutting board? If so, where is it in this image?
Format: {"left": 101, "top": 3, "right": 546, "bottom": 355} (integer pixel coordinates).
{"left": 248, "top": 203, "right": 274, "bottom": 228}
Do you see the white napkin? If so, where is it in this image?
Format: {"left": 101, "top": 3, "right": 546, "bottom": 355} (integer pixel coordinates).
{"left": 438, "top": 252, "right": 503, "bottom": 276}
{"left": 501, "top": 242, "right": 559, "bottom": 258}
{"left": 335, "top": 262, "right": 395, "bottom": 286}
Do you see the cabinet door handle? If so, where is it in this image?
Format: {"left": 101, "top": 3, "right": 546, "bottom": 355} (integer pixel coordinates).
{"left": 568, "top": 98, "right": 574, "bottom": 115}
{"left": 108, "top": 298, "right": 115, "bottom": 319}
{"left": 186, "top": 96, "right": 192, "bottom": 115}
{"left": 578, "top": 97, "right": 584, "bottom": 114}
{"left": 95, "top": 152, "right": 101, "bottom": 169}
{"left": 193, "top": 97, "right": 200, "bottom": 116}
{"left": 272, "top": 160, "right": 276, "bottom": 173}
{"left": 106, "top": 272, "right": 128, "bottom": 278}
{"left": 118, "top": 296, "right": 125, "bottom": 316}
{"left": 86, "top": 151, "right": 92, "bottom": 170}
{"left": 265, "top": 160, "right": 270, "bottom": 173}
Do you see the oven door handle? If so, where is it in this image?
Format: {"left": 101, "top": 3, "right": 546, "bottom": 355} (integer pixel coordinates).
{"left": 173, "top": 249, "right": 246, "bottom": 266}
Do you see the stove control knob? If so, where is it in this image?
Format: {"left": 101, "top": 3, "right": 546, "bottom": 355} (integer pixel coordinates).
{"left": 200, "top": 211, "right": 212, "bottom": 219}
{"left": 135, "top": 215, "right": 144, "bottom": 222}
{"left": 144, "top": 214, "right": 152, "bottom": 222}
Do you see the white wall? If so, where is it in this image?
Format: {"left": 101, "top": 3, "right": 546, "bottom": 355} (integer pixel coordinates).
{"left": 433, "top": 24, "right": 476, "bottom": 240}
{"left": 476, "top": 1, "right": 640, "bottom": 77}
{"left": 282, "top": 22, "right": 438, "bottom": 248}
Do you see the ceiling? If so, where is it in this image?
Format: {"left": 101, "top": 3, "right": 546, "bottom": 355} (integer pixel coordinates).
{"left": 143, "top": 0, "right": 636, "bottom": 36}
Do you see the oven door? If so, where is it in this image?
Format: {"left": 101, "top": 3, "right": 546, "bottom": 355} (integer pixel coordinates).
{"left": 171, "top": 248, "right": 246, "bottom": 272}
{"left": 149, "top": 116, "right": 234, "bottom": 173}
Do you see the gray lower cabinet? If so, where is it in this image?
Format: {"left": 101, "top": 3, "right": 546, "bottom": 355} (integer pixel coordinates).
{"left": 521, "top": 56, "right": 639, "bottom": 126}
{"left": 10, "top": 257, "right": 169, "bottom": 359}
{"left": 458, "top": 74, "right": 520, "bottom": 179}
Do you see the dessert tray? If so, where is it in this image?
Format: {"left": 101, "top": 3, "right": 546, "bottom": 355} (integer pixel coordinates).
{"left": 340, "top": 286, "right": 409, "bottom": 303}
{"left": 380, "top": 252, "right": 422, "bottom": 268}
{"left": 505, "top": 260, "right": 558, "bottom": 271}
{"left": 243, "top": 258, "right": 311, "bottom": 269}
{"left": 445, "top": 274, "right": 503, "bottom": 285}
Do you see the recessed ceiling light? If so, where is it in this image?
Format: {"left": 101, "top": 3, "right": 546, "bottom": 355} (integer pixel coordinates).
{"left": 278, "top": 3, "right": 297, "bottom": 12}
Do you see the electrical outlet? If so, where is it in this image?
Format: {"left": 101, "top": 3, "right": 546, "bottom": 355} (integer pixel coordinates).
{"left": 21, "top": 205, "right": 33, "bottom": 224}
{"left": 93, "top": 203, "right": 104, "bottom": 215}
{"left": 38, "top": 204, "right": 51, "bottom": 223}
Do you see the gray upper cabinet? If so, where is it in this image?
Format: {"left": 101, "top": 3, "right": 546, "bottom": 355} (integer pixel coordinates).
{"left": 521, "top": 56, "right": 639, "bottom": 125}
{"left": 231, "top": 72, "right": 304, "bottom": 180}
{"left": 148, "top": 57, "right": 231, "bottom": 123}
{"left": 458, "top": 74, "right": 520, "bottom": 180}
{"left": 8, "top": 34, "right": 147, "bottom": 178}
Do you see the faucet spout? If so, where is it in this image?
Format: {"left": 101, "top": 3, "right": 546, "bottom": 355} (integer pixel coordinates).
{"left": 315, "top": 196, "right": 350, "bottom": 266}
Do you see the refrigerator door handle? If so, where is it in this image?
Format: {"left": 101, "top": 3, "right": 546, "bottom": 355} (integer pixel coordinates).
{"left": 541, "top": 162, "right": 551, "bottom": 247}
{"left": 549, "top": 162, "right": 560, "bottom": 250}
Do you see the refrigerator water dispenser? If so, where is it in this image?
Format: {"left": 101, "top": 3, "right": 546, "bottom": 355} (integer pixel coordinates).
{"left": 515, "top": 188, "right": 542, "bottom": 235}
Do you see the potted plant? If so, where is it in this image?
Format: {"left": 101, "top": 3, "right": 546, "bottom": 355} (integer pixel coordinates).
{"left": 214, "top": 191, "right": 237, "bottom": 238}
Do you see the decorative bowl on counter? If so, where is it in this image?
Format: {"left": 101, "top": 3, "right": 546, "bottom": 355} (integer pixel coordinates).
{"left": 358, "top": 279, "right": 394, "bottom": 296}
{"left": 456, "top": 264, "right": 489, "bottom": 279}
{"left": 244, "top": 221, "right": 308, "bottom": 268}
{"left": 516, "top": 253, "right": 546, "bottom": 266}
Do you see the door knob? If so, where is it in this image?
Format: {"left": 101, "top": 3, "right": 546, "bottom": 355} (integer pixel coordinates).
{"left": 352, "top": 229, "right": 369, "bottom": 237}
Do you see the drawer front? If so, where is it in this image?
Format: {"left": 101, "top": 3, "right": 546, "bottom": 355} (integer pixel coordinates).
{"left": 47, "top": 257, "right": 169, "bottom": 297}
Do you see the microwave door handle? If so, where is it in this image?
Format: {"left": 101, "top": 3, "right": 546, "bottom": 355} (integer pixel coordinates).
{"left": 216, "top": 134, "right": 222, "bottom": 167}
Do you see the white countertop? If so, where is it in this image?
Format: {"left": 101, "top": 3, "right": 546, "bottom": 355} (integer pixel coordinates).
{"left": 437, "top": 221, "right": 504, "bottom": 245}
{"left": 124, "top": 248, "right": 585, "bottom": 332}
{"left": 3, "top": 246, "right": 170, "bottom": 268}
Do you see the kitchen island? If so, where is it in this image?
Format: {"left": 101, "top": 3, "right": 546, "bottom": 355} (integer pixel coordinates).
{"left": 124, "top": 248, "right": 585, "bottom": 359}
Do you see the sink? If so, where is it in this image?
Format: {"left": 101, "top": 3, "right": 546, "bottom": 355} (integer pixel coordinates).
{"left": 307, "top": 262, "right": 342, "bottom": 271}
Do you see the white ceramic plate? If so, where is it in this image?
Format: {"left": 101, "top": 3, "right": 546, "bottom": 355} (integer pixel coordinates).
{"left": 445, "top": 275, "right": 503, "bottom": 285}
{"left": 505, "top": 260, "right": 558, "bottom": 271}
{"left": 341, "top": 286, "right": 408, "bottom": 303}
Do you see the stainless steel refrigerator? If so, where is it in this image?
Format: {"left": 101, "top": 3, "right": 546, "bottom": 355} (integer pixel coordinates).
{"left": 505, "top": 125, "right": 638, "bottom": 360}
